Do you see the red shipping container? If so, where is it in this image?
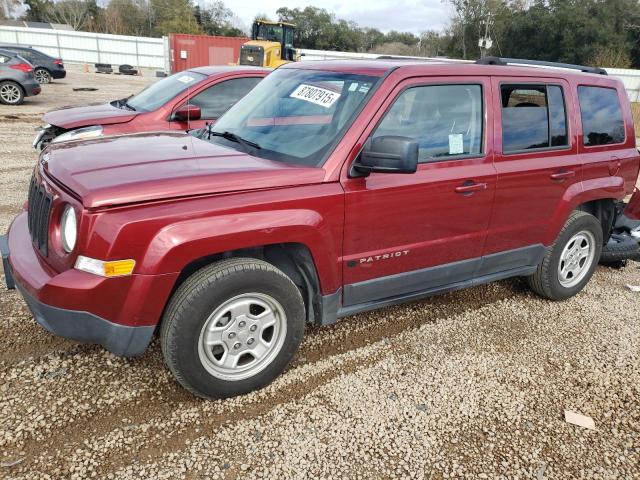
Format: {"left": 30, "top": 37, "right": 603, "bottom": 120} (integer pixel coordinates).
{"left": 169, "top": 33, "right": 249, "bottom": 73}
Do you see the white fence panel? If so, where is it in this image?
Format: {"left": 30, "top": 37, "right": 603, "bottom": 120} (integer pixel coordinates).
{"left": 0, "top": 26, "right": 166, "bottom": 69}
{"left": 606, "top": 68, "right": 640, "bottom": 102}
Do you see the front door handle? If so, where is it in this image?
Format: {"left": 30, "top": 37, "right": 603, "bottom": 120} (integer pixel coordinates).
{"left": 455, "top": 181, "right": 488, "bottom": 195}
{"left": 550, "top": 170, "right": 576, "bottom": 181}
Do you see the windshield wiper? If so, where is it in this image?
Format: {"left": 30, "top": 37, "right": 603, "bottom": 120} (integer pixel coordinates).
{"left": 123, "top": 101, "right": 136, "bottom": 111}
{"left": 207, "top": 128, "right": 261, "bottom": 151}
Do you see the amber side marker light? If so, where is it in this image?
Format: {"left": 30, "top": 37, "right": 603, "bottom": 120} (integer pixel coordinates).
{"left": 75, "top": 256, "right": 136, "bottom": 277}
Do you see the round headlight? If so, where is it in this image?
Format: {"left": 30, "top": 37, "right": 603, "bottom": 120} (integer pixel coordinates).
{"left": 60, "top": 205, "right": 77, "bottom": 253}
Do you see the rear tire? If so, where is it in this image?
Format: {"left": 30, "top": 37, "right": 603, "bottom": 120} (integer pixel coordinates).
{"left": 528, "top": 211, "right": 602, "bottom": 300}
{"left": 161, "top": 258, "right": 305, "bottom": 399}
{"left": 34, "top": 68, "right": 51, "bottom": 84}
{"left": 0, "top": 81, "right": 24, "bottom": 105}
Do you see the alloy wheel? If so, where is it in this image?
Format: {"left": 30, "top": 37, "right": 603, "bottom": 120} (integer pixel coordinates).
{"left": 558, "top": 230, "right": 596, "bottom": 288}
{"left": 0, "top": 83, "right": 21, "bottom": 104}
{"left": 197, "top": 293, "right": 287, "bottom": 381}
{"left": 35, "top": 69, "right": 51, "bottom": 84}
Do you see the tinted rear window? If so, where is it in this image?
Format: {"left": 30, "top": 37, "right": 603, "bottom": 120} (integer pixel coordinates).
{"left": 578, "top": 86, "right": 625, "bottom": 146}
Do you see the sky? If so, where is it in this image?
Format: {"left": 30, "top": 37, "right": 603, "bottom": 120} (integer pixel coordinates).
{"left": 228, "top": 0, "right": 452, "bottom": 35}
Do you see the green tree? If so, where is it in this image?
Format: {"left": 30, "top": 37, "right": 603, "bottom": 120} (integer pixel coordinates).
{"left": 384, "top": 30, "right": 419, "bottom": 46}
{"left": 23, "top": 0, "right": 54, "bottom": 22}
{"left": 253, "top": 13, "right": 271, "bottom": 22}
{"left": 102, "top": 0, "right": 151, "bottom": 36}
{"left": 276, "top": 6, "right": 336, "bottom": 49}
{"left": 361, "top": 27, "right": 385, "bottom": 51}
{"left": 277, "top": 6, "right": 403, "bottom": 52}
{"left": 46, "top": 0, "right": 99, "bottom": 30}
{"left": 445, "top": 0, "right": 511, "bottom": 59}
{"left": 418, "top": 30, "right": 451, "bottom": 57}
{"left": 195, "top": 1, "right": 244, "bottom": 36}
{"left": 151, "top": 0, "right": 201, "bottom": 35}
{"left": 499, "top": 0, "right": 640, "bottom": 67}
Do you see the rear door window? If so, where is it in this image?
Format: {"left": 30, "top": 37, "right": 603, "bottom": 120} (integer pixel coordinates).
{"left": 13, "top": 48, "right": 33, "bottom": 62}
{"left": 501, "top": 84, "right": 568, "bottom": 153}
{"left": 189, "top": 77, "right": 262, "bottom": 119}
{"left": 578, "top": 86, "right": 625, "bottom": 146}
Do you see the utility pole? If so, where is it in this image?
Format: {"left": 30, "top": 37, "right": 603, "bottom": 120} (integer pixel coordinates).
{"left": 478, "top": 13, "right": 493, "bottom": 58}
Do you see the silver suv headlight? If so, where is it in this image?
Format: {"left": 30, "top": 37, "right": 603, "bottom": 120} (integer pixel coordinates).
{"left": 60, "top": 205, "right": 77, "bottom": 253}
{"left": 52, "top": 125, "right": 103, "bottom": 144}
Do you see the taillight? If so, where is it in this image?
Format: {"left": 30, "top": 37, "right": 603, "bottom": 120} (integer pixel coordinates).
{"left": 11, "top": 63, "right": 33, "bottom": 73}
{"left": 53, "top": 59, "right": 63, "bottom": 65}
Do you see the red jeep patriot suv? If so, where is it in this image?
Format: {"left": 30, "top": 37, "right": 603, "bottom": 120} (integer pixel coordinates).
{"left": 2, "top": 57, "right": 639, "bottom": 399}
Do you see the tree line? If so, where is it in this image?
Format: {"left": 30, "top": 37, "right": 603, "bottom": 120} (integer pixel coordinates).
{"left": 4, "top": 0, "right": 640, "bottom": 68}
{"left": 13, "top": 0, "right": 242, "bottom": 37}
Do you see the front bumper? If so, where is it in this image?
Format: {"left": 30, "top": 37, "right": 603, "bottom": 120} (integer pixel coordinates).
{"left": 15, "top": 279, "right": 154, "bottom": 356}
{"left": 2, "top": 213, "right": 177, "bottom": 356}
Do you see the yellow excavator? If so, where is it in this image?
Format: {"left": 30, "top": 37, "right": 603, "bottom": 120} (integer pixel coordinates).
{"left": 239, "top": 21, "right": 300, "bottom": 68}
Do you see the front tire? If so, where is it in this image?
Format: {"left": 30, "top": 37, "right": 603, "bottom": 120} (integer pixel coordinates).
{"left": 0, "top": 81, "right": 24, "bottom": 105}
{"left": 34, "top": 68, "right": 52, "bottom": 84}
{"left": 161, "top": 258, "right": 305, "bottom": 399}
{"left": 528, "top": 211, "right": 602, "bottom": 300}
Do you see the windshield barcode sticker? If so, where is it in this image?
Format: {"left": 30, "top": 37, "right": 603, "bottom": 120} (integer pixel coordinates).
{"left": 290, "top": 84, "right": 341, "bottom": 108}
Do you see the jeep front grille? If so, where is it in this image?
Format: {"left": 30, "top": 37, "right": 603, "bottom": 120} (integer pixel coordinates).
{"left": 27, "top": 176, "right": 53, "bottom": 256}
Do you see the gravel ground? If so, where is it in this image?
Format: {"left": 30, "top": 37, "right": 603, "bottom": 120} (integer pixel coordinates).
{"left": 1, "top": 71, "right": 640, "bottom": 480}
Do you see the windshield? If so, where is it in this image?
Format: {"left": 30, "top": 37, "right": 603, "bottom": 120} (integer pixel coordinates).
{"left": 126, "top": 71, "right": 206, "bottom": 112}
{"left": 207, "top": 68, "right": 380, "bottom": 166}
{"left": 256, "top": 24, "right": 283, "bottom": 42}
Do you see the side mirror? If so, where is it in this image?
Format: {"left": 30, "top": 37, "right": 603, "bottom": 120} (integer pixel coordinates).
{"left": 174, "top": 104, "right": 201, "bottom": 122}
{"left": 352, "top": 136, "right": 418, "bottom": 176}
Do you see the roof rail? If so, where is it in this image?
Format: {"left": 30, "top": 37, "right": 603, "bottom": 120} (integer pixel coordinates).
{"left": 476, "top": 56, "right": 607, "bottom": 75}
{"left": 375, "top": 55, "right": 447, "bottom": 62}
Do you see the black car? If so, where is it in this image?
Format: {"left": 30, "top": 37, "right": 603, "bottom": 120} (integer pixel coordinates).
{"left": 0, "top": 48, "right": 40, "bottom": 105}
{"left": 0, "top": 45, "right": 65, "bottom": 84}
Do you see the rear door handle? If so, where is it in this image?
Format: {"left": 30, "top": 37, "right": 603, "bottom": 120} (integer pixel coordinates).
{"left": 550, "top": 170, "right": 575, "bottom": 180}
{"left": 455, "top": 181, "right": 488, "bottom": 194}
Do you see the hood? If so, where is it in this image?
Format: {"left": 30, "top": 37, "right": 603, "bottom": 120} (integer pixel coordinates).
{"left": 42, "top": 132, "right": 326, "bottom": 209}
{"left": 43, "top": 102, "right": 138, "bottom": 129}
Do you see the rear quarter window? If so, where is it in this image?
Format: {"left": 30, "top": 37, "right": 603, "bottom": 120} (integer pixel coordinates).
{"left": 578, "top": 86, "right": 625, "bottom": 146}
